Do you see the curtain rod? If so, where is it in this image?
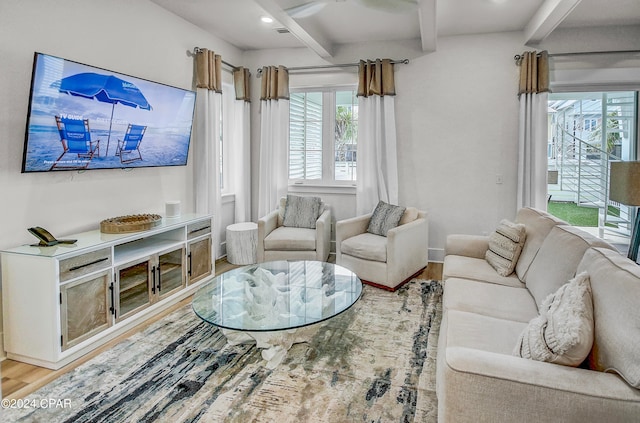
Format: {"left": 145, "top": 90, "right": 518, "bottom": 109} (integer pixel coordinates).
{"left": 193, "top": 47, "right": 240, "bottom": 71}
{"left": 514, "top": 49, "right": 640, "bottom": 63}
{"left": 256, "top": 59, "right": 410, "bottom": 77}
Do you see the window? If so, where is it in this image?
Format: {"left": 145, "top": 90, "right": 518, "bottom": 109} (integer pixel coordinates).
{"left": 547, "top": 91, "right": 638, "bottom": 238}
{"left": 289, "top": 87, "right": 358, "bottom": 184}
{"left": 584, "top": 118, "right": 597, "bottom": 132}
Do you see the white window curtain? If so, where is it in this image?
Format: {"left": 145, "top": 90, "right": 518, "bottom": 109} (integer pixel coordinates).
{"left": 356, "top": 59, "right": 399, "bottom": 215}
{"left": 517, "top": 51, "right": 550, "bottom": 211}
{"left": 194, "top": 49, "right": 222, "bottom": 258}
{"left": 227, "top": 67, "right": 252, "bottom": 222}
{"left": 257, "top": 66, "right": 290, "bottom": 217}
{"left": 517, "top": 92, "right": 548, "bottom": 210}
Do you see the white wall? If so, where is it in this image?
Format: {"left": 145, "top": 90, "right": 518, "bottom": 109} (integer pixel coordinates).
{"left": 536, "top": 25, "right": 640, "bottom": 55}
{"left": 395, "top": 33, "right": 527, "bottom": 260}
{"left": 0, "top": 0, "right": 242, "bottom": 357}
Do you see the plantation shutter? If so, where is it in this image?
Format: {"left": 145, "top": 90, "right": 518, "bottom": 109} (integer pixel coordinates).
{"left": 289, "top": 92, "right": 322, "bottom": 180}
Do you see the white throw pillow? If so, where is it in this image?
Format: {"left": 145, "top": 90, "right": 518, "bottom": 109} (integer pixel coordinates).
{"left": 399, "top": 207, "right": 419, "bottom": 225}
{"left": 485, "top": 219, "right": 527, "bottom": 276}
{"left": 513, "top": 271, "right": 594, "bottom": 367}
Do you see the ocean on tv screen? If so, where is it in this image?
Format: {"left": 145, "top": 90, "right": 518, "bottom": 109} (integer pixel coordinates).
{"left": 23, "top": 124, "right": 192, "bottom": 171}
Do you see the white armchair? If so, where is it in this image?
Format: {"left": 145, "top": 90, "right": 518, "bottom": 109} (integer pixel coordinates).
{"left": 336, "top": 207, "right": 428, "bottom": 291}
{"left": 257, "top": 196, "right": 332, "bottom": 262}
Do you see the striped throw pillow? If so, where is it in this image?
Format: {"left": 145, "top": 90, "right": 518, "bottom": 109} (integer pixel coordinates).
{"left": 485, "top": 219, "right": 527, "bottom": 276}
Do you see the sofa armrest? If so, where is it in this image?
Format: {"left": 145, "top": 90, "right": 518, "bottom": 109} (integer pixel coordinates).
{"left": 335, "top": 213, "right": 372, "bottom": 261}
{"left": 439, "top": 347, "right": 640, "bottom": 422}
{"left": 315, "top": 208, "right": 332, "bottom": 261}
{"left": 387, "top": 215, "right": 429, "bottom": 280}
{"left": 445, "top": 234, "right": 490, "bottom": 259}
{"left": 257, "top": 209, "right": 279, "bottom": 262}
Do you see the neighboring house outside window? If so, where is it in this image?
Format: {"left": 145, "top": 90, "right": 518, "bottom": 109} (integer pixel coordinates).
{"left": 289, "top": 87, "right": 358, "bottom": 185}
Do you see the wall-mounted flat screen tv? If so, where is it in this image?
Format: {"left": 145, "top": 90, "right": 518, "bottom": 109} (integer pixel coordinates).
{"left": 22, "top": 52, "right": 196, "bottom": 172}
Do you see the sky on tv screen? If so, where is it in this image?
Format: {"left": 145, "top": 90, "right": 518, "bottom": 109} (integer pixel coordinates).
{"left": 23, "top": 53, "right": 196, "bottom": 172}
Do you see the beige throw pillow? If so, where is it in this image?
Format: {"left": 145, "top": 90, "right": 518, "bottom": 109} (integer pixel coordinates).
{"left": 399, "top": 207, "right": 419, "bottom": 225}
{"left": 485, "top": 219, "right": 527, "bottom": 277}
{"left": 513, "top": 271, "right": 594, "bottom": 367}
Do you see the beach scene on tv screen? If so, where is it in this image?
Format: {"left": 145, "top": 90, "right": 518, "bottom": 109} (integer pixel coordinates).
{"left": 23, "top": 53, "right": 196, "bottom": 172}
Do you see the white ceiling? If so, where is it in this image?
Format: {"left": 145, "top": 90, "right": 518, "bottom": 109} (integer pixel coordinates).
{"left": 151, "top": 0, "right": 640, "bottom": 57}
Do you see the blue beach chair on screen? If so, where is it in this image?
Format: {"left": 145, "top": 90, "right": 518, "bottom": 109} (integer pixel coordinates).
{"left": 116, "top": 124, "right": 146, "bottom": 164}
{"left": 50, "top": 116, "right": 101, "bottom": 170}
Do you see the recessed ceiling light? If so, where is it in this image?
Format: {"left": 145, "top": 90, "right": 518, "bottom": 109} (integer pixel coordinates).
{"left": 261, "top": 16, "right": 274, "bottom": 23}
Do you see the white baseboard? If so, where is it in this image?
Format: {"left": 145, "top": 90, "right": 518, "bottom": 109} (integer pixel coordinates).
{"left": 429, "top": 248, "right": 445, "bottom": 263}
{"left": 0, "top": 331, "right": 5, "bottom": 362}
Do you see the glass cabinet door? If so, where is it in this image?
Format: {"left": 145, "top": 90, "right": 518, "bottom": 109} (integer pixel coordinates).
{"left": 116, "top": 259, "right": 152, "bottom": 322}
{"left": 60, "top": 270, "right": 111, "bottom": 351}
{"left": 188, "top": 237, "right": 212, "bottom": 284}
{"left": 156, "top": 247, "right": 185, "bottom": 299}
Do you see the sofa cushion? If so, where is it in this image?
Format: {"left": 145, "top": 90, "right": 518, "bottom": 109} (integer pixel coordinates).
{"left": 445, "top": 310, "right": 529, "bottom": 355}
{"left": 340, "top": 232, "right": 387, "bottom": 262}
{"left": 443, "top": 255, "right": 524, "bottom": 288}
{"left": 444, "top": 278, "right": 538, "bottom": 323}
{"left": 514, "top": 271, "right": 594, "bottom": 367}
{"left": 367, "top": 201, "right": 406, "bottom": 237}
{"left": 525, "top": 225, "right": 614, "bottom": 307}
{"left": 283, "top": 195, "right": 322, "bottom": 229}
{"left": 514, "top": 207, "right": 567, "bottom": 280}
{"left": 264, "top": 227, "right": 316, "bottom": 251}
{"left": 577, "top": 247, "right": 640, "bottom": 388}
{"left": 485, "top": 219, "right": 527, "bottom": 276}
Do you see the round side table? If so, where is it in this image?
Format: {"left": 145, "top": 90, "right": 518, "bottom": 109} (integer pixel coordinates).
{"left": 226, "top": 222, "right": 258, "bottom": 265}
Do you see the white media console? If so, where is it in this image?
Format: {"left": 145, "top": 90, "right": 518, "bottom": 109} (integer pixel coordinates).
{"left": 1, "top": 213, "right": 214, "bottom": 369}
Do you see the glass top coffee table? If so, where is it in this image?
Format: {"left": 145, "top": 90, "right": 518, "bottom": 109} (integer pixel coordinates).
{"left": 192, "top": 260, "right": 363, "bottom": 368}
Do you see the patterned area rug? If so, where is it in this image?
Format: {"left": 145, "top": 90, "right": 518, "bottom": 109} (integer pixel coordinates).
{"left": 5, "top": 279, "right": 442, "bottom": 423}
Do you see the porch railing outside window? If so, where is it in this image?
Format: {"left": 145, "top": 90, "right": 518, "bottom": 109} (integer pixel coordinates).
{"left": 548, "top": 91, "right": 638, "bottom": 239}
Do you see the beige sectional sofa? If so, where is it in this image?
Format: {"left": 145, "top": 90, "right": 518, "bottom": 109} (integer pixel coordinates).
{"left": 437, "top": 207, "right": 640, "bottom": 422}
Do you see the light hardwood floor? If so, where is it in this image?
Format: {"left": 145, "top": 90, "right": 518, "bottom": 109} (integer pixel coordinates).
{"left": 1, "top": 259, "right": 442, "bottom": 399}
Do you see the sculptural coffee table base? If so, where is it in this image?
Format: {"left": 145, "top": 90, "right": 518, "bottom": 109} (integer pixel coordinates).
{"left": 192, "top": 260, "right": 363, "bottom": 369}
{"left": 221, "top": 325, "right": 321, "bottom": 369}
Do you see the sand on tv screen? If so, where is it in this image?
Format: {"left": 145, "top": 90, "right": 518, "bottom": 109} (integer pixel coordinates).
{"left": 22, "top": 52, "right": 196, "bottom": 172}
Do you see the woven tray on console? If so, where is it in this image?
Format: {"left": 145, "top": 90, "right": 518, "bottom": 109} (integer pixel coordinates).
{"left": 100, "top": 214, "right": 162, "bottom": 234}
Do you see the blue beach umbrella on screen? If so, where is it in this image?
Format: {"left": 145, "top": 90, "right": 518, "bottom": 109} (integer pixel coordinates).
{"left": 51, "top": 72, "right": 152, "bottom": 155}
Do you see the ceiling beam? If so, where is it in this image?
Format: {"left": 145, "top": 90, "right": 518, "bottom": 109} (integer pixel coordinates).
{"left": 524, "top": 0, "right": 582, "bottom": 44}
{"left": 418, "top": 0, "right": 437, "bottom": 52}
{"left": 255, "top": 0, "right": 334, "bottom": 58}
